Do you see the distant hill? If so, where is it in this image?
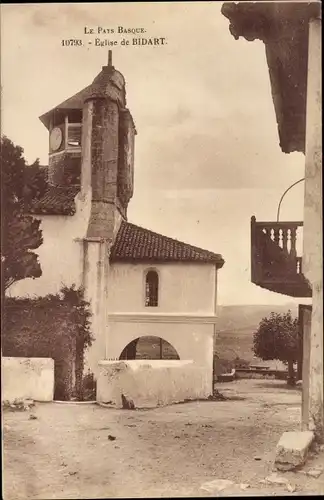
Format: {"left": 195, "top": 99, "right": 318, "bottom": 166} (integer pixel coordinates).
{"left": 215, "top": 303, "right": 299, "bottom": 367}
{"left": 216, "top": 303, "right": 299, "bottom": 333}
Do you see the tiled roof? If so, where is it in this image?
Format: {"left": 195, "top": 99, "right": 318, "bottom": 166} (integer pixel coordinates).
{"left": 39, "top": 85, "right": 92, "bottom": 128}
{"left": 30, "top": 186, "right": 79, "bottom": 215}
{"left": 39, "top": 66, "right": 126, "bottom": 129}
{"left": 111, "top": 221, "right": 224, "bottom": 267}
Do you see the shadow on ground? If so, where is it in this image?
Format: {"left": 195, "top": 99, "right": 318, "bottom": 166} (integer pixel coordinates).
{"left": 256, "top": 381, "right": 302, "bottom": 391}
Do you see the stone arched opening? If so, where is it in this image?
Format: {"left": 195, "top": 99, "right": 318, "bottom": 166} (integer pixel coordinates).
{"left": 119, "top": 335, "right": 180, "bottom": 360}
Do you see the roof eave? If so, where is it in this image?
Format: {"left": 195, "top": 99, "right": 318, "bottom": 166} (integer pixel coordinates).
{"left": 216, "top": 258, "right": 225, "bottom": 270}
{"left": 110, "top": 257, "right": 225, "bottom": 266}
{"left": 221, "top": 1, "right": 320, "bottom": 154}
{"left": 29, "top": 208, "right": 76, "bottom": 216}
{"left": 39, "top": 112, "right": 52, "bottom": 130}
{"left": 39, "top": 105, "right": 83, "bottom": 130}
{"left": 39, "top": 85, "right": 92, "bottom": 130}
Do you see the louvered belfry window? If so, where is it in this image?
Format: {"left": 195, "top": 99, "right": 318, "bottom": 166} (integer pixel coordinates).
{"left": 67, "top": 124, "right": 82, "bottom": 148}
{"left": 145, "top": 270, "right": 159, "bottom": 307}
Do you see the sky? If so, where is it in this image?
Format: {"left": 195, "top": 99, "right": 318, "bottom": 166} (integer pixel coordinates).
{"left": 1, "top": 2, "right": 308, "bottom": 306}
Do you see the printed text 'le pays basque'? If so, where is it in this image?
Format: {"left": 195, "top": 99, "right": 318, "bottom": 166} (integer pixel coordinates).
{"left": 84, "top": 27, "right": 146, "bottom": 35}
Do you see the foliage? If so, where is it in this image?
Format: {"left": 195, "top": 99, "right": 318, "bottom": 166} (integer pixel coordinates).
{"left": 58, "top": 284, "right": 94, "bottom": 351}
{"left": 1, "top": 136, "right": 47, "bottom": 292}
{"left": 252, "top": 310, "right": 300, "bottom": 384}
{"left": 3, "top": 285, "right": 93, "bottom": 400}
{"left": 4, "top": 284, "right": 93, "bottom": 351}
{"left": 253, "top": 311, "right": 299, "bottom": 362}
{"left": 82, "top": 370, "right": 96, "bottom": 401}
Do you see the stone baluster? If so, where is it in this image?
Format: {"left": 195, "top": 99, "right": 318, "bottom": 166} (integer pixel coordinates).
{"left": 282, "top": 227, "right": 288, "bottom": 252}
{"left": 290, "top": 226, "right": 297, "bottom": 259}
{"left": 273, "top": 226, "right": 280, "bottom": 245}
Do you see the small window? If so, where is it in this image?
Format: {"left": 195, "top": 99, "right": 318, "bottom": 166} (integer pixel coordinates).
{"left": 145, "top": 270, "right": 159, "bottom": 307}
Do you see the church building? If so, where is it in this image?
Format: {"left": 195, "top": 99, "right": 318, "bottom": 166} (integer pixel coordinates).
{"left": 9, "top": 51, "right": 225, "bottom": 402}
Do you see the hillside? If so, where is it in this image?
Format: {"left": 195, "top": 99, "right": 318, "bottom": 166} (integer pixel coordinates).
{"left": 216, "top": 303, "right": 299, "bottom": 334}
{"left": 215, "top": 303, "right": 299, "bottom": 367}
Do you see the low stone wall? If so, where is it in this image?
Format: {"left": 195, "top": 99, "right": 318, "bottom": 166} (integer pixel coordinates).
{"left": 235, "top": 368, "right": 288, "bottom": 380}
{"left": 96, "top": 360, "right": 211, "bottom": 408}
{"left": 2, "top": 357, "right": 54, "bottom": 403}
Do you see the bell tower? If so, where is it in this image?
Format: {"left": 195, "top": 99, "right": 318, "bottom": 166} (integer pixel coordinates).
{"left": 81, "top": 50, "right": 136, "bottom": 239}
{"left": 39, "top": 50, "right": 137, "bottom": 240}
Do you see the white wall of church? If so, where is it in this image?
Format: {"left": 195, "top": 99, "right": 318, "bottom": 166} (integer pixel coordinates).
{"left": 85, "top": 261, "right": 219, "bottom": 388}
{"left": 7, "top": 192, "right": 91, "bottom": 299}
{"left": 108, "top": 262, "right": 217, "bottom": 314}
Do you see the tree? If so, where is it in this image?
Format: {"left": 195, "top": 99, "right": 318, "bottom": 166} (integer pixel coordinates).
{"left": 1, "top": 136, "right": 46, "bottom": 294}
{"left": 253, "top": 310, "right": 301, "bottom": 386}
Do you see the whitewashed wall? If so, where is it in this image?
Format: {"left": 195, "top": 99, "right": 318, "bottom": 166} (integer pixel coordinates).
{"left": 97, "top": 359, "right": 211, "bottom": 407}
{"left": 108, "top": 262, "right": 217, "bottom": 313}
{"left": 2, "top": 357, "right": 54, "bottom": 402}
{"left": 7, "top": 192, "right": 91, "bottom": 298}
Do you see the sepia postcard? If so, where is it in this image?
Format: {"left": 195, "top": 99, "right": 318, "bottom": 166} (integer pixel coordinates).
{"left": 1, "top": 1, "right": 323, "bottom": 498}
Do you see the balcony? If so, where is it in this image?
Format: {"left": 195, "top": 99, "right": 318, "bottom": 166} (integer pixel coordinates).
{"left": 251, "top": 216, "right": 312, "bottom": 298}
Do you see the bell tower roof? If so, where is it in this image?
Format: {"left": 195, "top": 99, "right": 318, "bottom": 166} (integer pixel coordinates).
{"left": 39, "top": 51, "right": 127, "bottom": 129}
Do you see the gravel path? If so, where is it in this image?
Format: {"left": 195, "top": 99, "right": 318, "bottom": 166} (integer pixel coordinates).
{"left": 3, "top": 379, "right": 324, "bottom": 498}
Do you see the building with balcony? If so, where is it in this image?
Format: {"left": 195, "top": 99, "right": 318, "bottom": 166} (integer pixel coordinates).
{"left": 222, "top": 1, "right": 322, "bottom": 441}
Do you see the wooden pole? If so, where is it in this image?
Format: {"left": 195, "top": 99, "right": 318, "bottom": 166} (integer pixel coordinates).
{"left": 300, "top": 304, "right": 312, "bottom": 429}
{"left": 303, "top": 15, "right": 323, "bottom": 442}
{"left": 159, "top": 338, "right": 163, "bottom": 359}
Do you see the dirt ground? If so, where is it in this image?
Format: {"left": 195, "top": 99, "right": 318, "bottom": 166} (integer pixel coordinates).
{"left": 3, "top": 379, "right": 324, "bottom": 499}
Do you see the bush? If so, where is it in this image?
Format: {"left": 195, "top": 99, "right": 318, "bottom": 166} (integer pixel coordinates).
{"left": 81, "top": 371, "right": 96, "bottom": 401}
{"left": 3, "top": 285, "right": 93, "bottom": 400}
